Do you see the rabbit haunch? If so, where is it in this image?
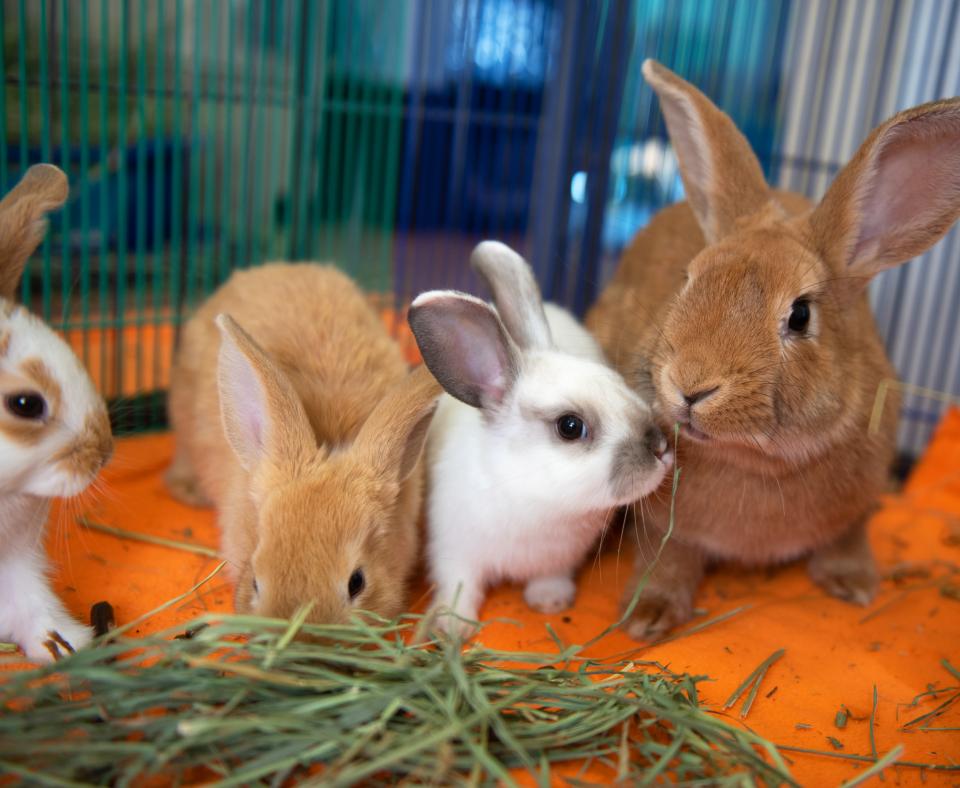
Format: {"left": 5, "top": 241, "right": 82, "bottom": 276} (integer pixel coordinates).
{"left": 586, "top": 59, "right": 960, "bottom": 640}
{"left": 166, "top": 264, "right": 440, "bottom": 625}
{"left": 410, "top": 241, "right": 670, "bottom": 633}
{"left": 0, "top": 165, "right": 113, "bottom": 663}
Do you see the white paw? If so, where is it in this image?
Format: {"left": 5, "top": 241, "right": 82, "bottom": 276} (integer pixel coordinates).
{"left": 524, "top": 576, "right": 576, "bottom": 614}
{"left": 430, "top": 603, "right": 480, "bottom": 640}
{"left": 19, "top": 614, "right": 93, "bottom": 663}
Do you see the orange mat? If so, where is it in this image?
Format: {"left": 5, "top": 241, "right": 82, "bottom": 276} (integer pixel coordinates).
{"left": 15, "top": 410, "right": 960, "bottom": 784}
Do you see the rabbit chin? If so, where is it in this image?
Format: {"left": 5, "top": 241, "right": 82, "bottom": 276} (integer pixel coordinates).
{"left": 23, "top": 465, "right": 96, "bottom": 499}
{"left": 611, "top": 450, "right": 672, "bottom": 507}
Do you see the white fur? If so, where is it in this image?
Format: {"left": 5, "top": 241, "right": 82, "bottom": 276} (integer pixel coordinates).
{"left": 0, "top": 304, "right": 105, "bottom": 497}
{"left": 423, "top": 302, "right": 671, "bottom": 631}
{"left": 0, "top": 495, "right": 93, "bottom": 661}
{"left": 0, "top": 300, "right": 107, "bottom": 661}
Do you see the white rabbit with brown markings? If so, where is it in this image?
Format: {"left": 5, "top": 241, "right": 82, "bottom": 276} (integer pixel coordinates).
{"left": 586, "top": 60, "right": 960, "bottom": 639}
{"left": 409, "top": 241, "right": 672, "bottom": 634}
{"left": 0, "top": 165, "right": 113, "bottom": 662}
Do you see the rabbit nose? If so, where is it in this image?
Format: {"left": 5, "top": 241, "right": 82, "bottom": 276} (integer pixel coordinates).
{"left": 682, "top": 386, "right": 719, "bottom": 407}
{"left": 644, "top": 425, "right": 667, "bottom": 460}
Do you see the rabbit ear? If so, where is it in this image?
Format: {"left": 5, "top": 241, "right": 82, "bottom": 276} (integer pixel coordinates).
{"left": 215, "top": 313, "right": 315, "bottom": 472}
{"left": 469, "top": 240, "right": 551, "bottom": 350}
{"left": 810, "top": 98, "right": 960, "bottom": 281}
{"left": 642, "top": 60, "right": 771, "bottom": 243}
{"left": 408, "top": 290, "right": 519, "bottom": 410}
{"left": 0, "top": 164, "right": 69, "bottom": 301}
{"left": 353, "top": 364, "right": 441, "bottom": 484}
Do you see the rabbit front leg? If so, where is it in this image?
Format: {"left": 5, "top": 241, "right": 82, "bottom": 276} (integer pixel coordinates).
{"left": 622, "top": 534, "right": 705, "bottom": 641}
{"left": 807, "top": 518, "right": 878, "bottom": 606}
{"left": 524, "top": 573, "right": 576, "bottom": 614}
{"left": 431, "top": 563, "right": 486, "bottom": 638}
{"left": 0, "top": 546, "right": 92, "bottom": 662}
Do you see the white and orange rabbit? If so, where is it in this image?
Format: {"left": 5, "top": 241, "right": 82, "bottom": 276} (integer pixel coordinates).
{"left": 0, "top": 165, "right": 113, "bottom": 661}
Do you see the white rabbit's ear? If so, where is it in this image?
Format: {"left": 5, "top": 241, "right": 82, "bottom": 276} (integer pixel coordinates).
{"left": 469, "top": 241, "right": 552, "bottom": 351}
{"left": 810, "top": 98, "right": 960, "bottom": 281}
{"left": 642, "top": 60, "right": 771, "bottom": 243}
{"left": 408, "top": 291, "right": 519, "bottom": 410}
{"left": 0, "top": 164, "right": 69, "bottom": 301}
{"left": 215, "top": 313, "right": 315, "bottom": 471}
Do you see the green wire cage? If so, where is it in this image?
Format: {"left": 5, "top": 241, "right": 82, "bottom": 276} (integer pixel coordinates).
{"left": 4, "top": 0, "right": 960, "bottom": 455}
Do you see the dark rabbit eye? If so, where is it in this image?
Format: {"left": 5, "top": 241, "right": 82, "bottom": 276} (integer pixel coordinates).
{"left": 348, "top": 569, "right": 365, "bottom": 600}
{"left": 556, "top": 413, "right": 587, "bottom": 441}
{"left": 788, "top": 299, "right": 811, "bottom": 333}
{"left": 252, "top": 578, "right": 259, "bottom": 595}
{"left": 5, "top": 392, "right": 46, "bottom": 420}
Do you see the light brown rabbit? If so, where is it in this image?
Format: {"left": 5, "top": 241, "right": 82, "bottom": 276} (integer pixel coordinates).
{"left": 586, "top": 60, "right": 960, "bottom": 640}
{"left": 166, "top": 264, "right": 441, "bottom": 623}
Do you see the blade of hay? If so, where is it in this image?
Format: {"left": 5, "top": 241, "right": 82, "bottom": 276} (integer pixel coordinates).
{"left": 78, "top": 516, "right": 219, "bottom": 558}
{"left": 723, "top": 649, "right": 785, "bottom": 719}
{"left": 584, "top": 424, "right": 682, "bottom": 648}
{"left": 776, "top": 745, "right": 960, "bottom": 772}
{"left": 838, "top": 746, "right": 905, "bottom": 788}
{"left": 105, "top": 560, "right": 226, "bottom": 640}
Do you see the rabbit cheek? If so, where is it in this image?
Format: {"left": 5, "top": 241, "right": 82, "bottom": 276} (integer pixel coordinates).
{"left": 52, "top": 410, "right": 113, "bottom": 491}
{"left": 609, "top": 423, "right": 671, "bottom": 503}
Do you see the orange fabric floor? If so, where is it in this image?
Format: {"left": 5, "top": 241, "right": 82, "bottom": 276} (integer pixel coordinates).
{"left": 17, "top": 411, "right": 960, "bottom": 784}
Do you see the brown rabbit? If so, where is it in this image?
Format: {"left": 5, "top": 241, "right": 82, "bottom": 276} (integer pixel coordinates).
{"left": 166, "top": 264, "right": 441, "bottom": 623}
{"left": 586, "top": 60, "right": 960, "bottom": 640}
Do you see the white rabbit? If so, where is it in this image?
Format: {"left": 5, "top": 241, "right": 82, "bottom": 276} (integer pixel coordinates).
{"left": 408, "top": 241, "right": 672, "bottom": 633}
{"left": 0, "top": 165, "right": 113, "bottom": 662}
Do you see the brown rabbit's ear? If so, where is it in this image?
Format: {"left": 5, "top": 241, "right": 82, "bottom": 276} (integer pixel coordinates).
{"left": 810, "top": 98, "right": 960, "bottom": 282}
{"left": 642, "top": 60, "right": 771, "bottom": 243}
{"left": 215, "top": 313, "right": 315, "bottom": 472}
{"left": 470, "top": 240, "right": 551, "bottom": 350}
{"left": 353, "top": 364, "right": 441, "bottom": 484}
{"left": 0, "top": 164, "right": 69, "bottom": 301}
{"left": 408, "top": 290, "right": 519, "bottom": 409}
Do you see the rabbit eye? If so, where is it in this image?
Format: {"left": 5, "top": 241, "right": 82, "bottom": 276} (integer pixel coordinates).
{"left": 788, "top": 299, "right": 811, "bottom": 333}
{"left": 556, "top": 413, "right": 587, "bottom": 441}
{"left": 348, "top": 568, "right": 365, "bottom": 600}
{"left": 5, "top": 391, "right": 46, "bottom": 420}
{"left": 251, "top": 578, "right": 259, "bottom": 595}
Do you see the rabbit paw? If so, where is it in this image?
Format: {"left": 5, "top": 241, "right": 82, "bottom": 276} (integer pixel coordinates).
{"left": 20, "top": 615, "right": 93, "bottom": 663}
{"left": 524, "top": 575, "right": 576, "bottom": 614}
{"left": 431, "top": 607, "right": 480, "bottom": 640}
{"left": 164, "top": 465, "right": 212, "bottom": 508}
{"left": 623, "top": 591, "right": 693, "bottom": 642}
{"left": 808, "top": 557, "right": 879, "bottom": 606}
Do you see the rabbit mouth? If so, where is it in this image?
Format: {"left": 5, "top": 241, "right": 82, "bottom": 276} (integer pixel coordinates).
{"left": 679, "top": 422, "right": 710, "bottom": 442}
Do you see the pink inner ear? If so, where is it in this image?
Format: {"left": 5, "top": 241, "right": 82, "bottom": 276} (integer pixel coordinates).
{"left": 853, "top": 121, "right": 960, "bottom": 268}
{"left": 452, "top": 311, "right": 510, "bottom": 404}
{"left": 658, "top": 94, "right": 712, "bottom": 217}
{"left": 218, "top": 338, "right": 270, "bottom": 466}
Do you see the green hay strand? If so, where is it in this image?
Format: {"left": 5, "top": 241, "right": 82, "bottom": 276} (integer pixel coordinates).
{"left": 723, "top": 649, "right": 785, "bottom": 720}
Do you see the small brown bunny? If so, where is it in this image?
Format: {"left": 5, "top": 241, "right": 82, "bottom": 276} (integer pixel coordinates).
{"left": 586, "top": 60, "right": 960, "bottom": 639}
{"left": 166, "top": 264, "right": 441, "bottom": 623}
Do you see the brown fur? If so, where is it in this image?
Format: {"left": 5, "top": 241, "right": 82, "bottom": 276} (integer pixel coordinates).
{"left": 586, "top": 61, "right": 960, "bottom": 639}
{"left": 20, "top": 357, "right": 62, "bottom": 415}
{"left": 54, "top": 410, "right": 112, "bottom": 478}
{"left": 0, "top": 359, "right": 63, "bottom": 446}
{"left": 0, "top": 165, "right": 68, "bottom": 301}
{"left": 166, "top": 264, "right": 441, "bottom": 624}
